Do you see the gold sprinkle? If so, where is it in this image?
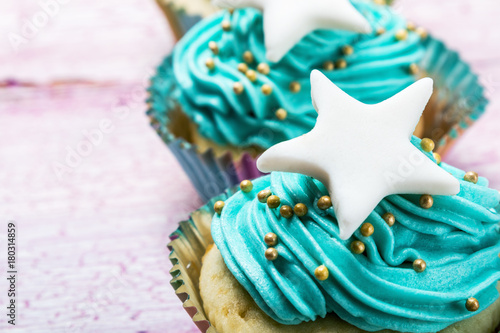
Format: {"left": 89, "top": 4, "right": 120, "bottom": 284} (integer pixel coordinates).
{"left": 275, "top": 108, "right": 287, "bottom": 120}
{"left": 265, "top": 247, "right": 278, "bottom": 261}
{"left": 264, "top": 232, "right": 278, "bottom": 246}
{"left": 360, "top": 223, "right": 374, "bottom": 237}
{"left": 243, "top": 50, "right": 254, "bottom": 63}
{"left": 409, "top": 63, "right": 419, "bottom": 75}
{"left": 228, "top": 8, "right": 235, "bottom": 15}
{"left": 314, "top": 265, "right": 329, "bottom": 281}
{"left": 294, "top": 203, "right": 308, "bottom": 217}
{"left": 240, "top": 180, "right": 253, "bottom": 193}
{"left": 351, "top": 241, "right": 365, "bottom": 254}
{"left": 261, "top": 84, "right": 273, "bottom": 95}
{"left": 420, "top": 195, "right": 434, "bottom": 209}
{"left": 407, "top": 21, "right": 417, "bottom": 31}
{"left": 323, "top": 61, "right": 335, "bottom": 71}
{"left": 280, "top": 205, "right": 294, "bottom": 218}
{"left": 376, "top": 27, "right": 386, "bottom": 35}
{"left": 413, "top": 259, "right": 426, "bottom": 273}
{"left": 205, "top": 58, "right": 215, "bottom": 70}
{"left": 257, "top": 63, "right": 270, "bottom": 75}
{"left": 208, "top": 41, "right": 219, "bottom": 55}
{"left": 289, "top": 81, "right": 301, "bottom": 93}
{"left": 395, "top": 29, "right": 408, "bottom": 41}
{"left": 466, "top": 297, "right": 479, "bottom": 312}
{"left": 382, "top": 212, "right": 395, "bottom": 227}
{"left": 342, "top": 45, "right": 354, "bottom": 56}
{"left": 257, "top": 189, "right": 272, "bottom": 203}
{"left": 373, "top": 0, "right": 386, "bottom": 5}
{"left": 433, "top": 152, "right": 442, "bottom": 165}
{"left": 317, "top": 196, "right": 332, "bottom": 210}
{"left": 233, "top": 82, "right": 244, "bottom": 95}
{"left": 336, "top": 59, "right": 347, "bottom": 69}
{"left": 420, "top": 138, "right": 435, "bottom": 152}
{"left": 267, "top": 195, "right": 281, "bottom": 209}
{"left": 237, "top": 63, "right": 248, "bottom": 73}
{"left": 464, "top": 171, "right": 479, "bottom": 184}
{"left": 416, "top": 27, "right": 428, "bottom": 39}
{"left": 221, "top": 20, "right": 231, "bottom": 31}
{"left": 214, "top": 201, "right": 225, "bottom": 214}
{"left": 246, "top": 69, "right": 257, "bottom": 82}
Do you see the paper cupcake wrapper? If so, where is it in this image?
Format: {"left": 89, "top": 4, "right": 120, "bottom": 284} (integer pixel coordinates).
{"left": 147, "top": 35, "right": 488, "bottom": 202}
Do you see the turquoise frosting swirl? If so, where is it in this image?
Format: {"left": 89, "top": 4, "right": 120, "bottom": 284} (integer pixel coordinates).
{"left": 211, "top": 137, "right": 500, "bottom": 332}
{"left": 169, "top": 1, "right": 426, "bottom": 149}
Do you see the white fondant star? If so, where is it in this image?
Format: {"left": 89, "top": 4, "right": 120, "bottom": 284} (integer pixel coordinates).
{"left": 212, "top": 0, "right": 371, "bottom": 62}
{"left": 257, "top": 71, "right": 460, "bottom": 240}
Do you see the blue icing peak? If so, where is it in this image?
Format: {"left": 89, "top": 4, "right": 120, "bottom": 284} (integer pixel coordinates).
{"left": 211, "top": 137, "right": 500, "bottom": 332}
{"left": 167, "top": 1, "right": 426, "bottom": 149}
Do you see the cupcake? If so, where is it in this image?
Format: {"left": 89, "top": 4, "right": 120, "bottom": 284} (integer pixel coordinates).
{"left": 169, "top": 73, "right": 500, "bottom": 332}
{"left": 148, "top": 0, "right": 487, "bottom": 200}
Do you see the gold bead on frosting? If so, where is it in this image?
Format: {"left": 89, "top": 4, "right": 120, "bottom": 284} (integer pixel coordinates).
{"left": 208, "top": 41, "right": 219, "bottom": 55}
{"left": 243, "top": 50, "right": 254, "bottom": 63}
{"left": 336, "top": 59, "right": 347, "bottom": 69}
{"left": 342, "top": 45, "right": 354, "bottom": 56}
{"left": 265, "top": 247, "right": 278, "bottom": 261}
{"left": 289, "top": 81, "right": 301, "bottom": 93}
{"left": 214, "top": 201, "right": 225, "bottom": 214}
{"left": 376, "top": 27, "right": 386, "bottom": 35}
{"left": 267, "top": 195, "right": 281, "bottom": 209}
{"left": 233, "top": 82, "right": 244, "bottom": 95}
{"left": 258, "top": 189, "right": 272, "bottom": 203}
{"left": 382, "top": 212, "right": 395, "bottom": 227}
{"left": 221, "top": 20, "right": 231, "bottom": 31}
{"left": 395, "top": 29, "right": 408, "bottom": 41}
{"left": 360, "top": 223, "right": 374, "bottom": 237}
{"left": 433, "top": 152, "right": 442, "bottom": 165}
{"left": 413, "top": 259, "right": 426, "bottom": 273}
{"left": 237, "top": 63, "right": 248, "bottom": 73}
{"left": 246, "top": 69, "right": 257, "bottom": 82}
{"left": 261, "top": 84, "right": 273, "bottom": 95}
{"left": 420, "top": 138, "right": 435, "bottom": 152}
{"left": 257, "top": 63, "right": 270, "bottom": 75}
{"left": 314, "top": 265, "right": 329, "bottom": 281}
{"left": 409, "top": 63, "right": 419, "bottom": 75}
{"left": 275, "top": 108, "right": 287, "bottom": 120}
{"left": 205, "top": 58, "right": 215, "bottom": 70}
{"left": 420, "top": 194, "right": 434, "bottom": 209}
{"left": 464, "top": 171, "right": 479, "bottom": 184}
{"left": 264, "top": 232, "right": 278, "bottom": 246}
{"left": 407, "top": 21, "right": 417, "bottom": 31}
{"left": 351, "top": 240, "right": 365, "bottom": 254}
{"left": 294, "top": 203, "right": 308, "bottom": 217}
{"left": 466, "top": 297, "right": 480, "bottom": 312}
{"left": 240, "top": 180, "right": 253, "bottom": 193}
{"left": 317, "top": 196, "right": 332, "bottom": 210}
{"left": 416, "top": 27, "right": 428, "bottom": 39}
{"left": 373, "top": 0, "right": 386, "bottom": 5}
{"left": 323, "top": 61, "right": 335, "bottom": 71}
{"left": 280, "top": 205, "right": 294, "bottom": 218}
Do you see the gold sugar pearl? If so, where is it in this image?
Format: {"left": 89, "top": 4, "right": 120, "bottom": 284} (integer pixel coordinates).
{"left": 233, "top": 82, "right": 244, "bottom": 95}
{"left": 261, "top": 84, "right": 273, "bottom": 95}
{"left": 336, "top": 59, "right": 347, "bottom": 69}
{"left": 314, "top": 265, "right": 329, "bottom": 281}
{"left": 214, "top": 201, "right": 225, "bottom": 214}
{"left": 240, "top": 180, "right": 253, "bottom": 193}
{"left": 294, "top": 203, "right": 308, "bottom": 217}
{"left": 420, "top": 138, "right": 435, "bottom": 152}
{"left": 221, "top": 20, "right": 231, "bottom": 31}
{"left": 237, "top": 63, "right": 248, "bottom": 73}
{"left": 317, "top": 196, "right": 332, "bottom": 210}
{"left": 264, "top": 232, "right": 278, "bottom": 246}
{"left": 342, "top": 45, "right": 354, "bottom": 56}
{"left": 376, "top": 27, "right": 386, "bottom": 35}
{"left": 433, "top": 152, "right": 442, "bottom": 165}
{"left": 382, "top": 212, "right": 395, "bottom": 227}
{"left": 265, "top": 247, "right": 278, "bottom": 261}
{"left": 323, "top": 61, "right": 335, "bottom": 71}
{"left": 280, "top": 205, "right": 294, "bottom": 218}
{"left": 416, "top": 27, "right": 428, "bottom": 39}
{"left": 407, "top": 21, "right": 417, "bottom": 31}
{"left": 395, "top": 29, "right": 408, "bottom": 41}
{"left": 228, "top": 8, "right": 235, "bottom": 15}
{"left": 243, "top": 50, "right": 254, "bottom": 63}
{"left": 246, "top": 69, "right": 258, "bottom": 82}
{"left": 413, "top": 259, "right": 426, "bottom": 273}
{"left": 289, "top": 81, "right": 301, "bottom": 93}
{"left": 208, "top": 41, "right": 219, "bottom": 55}
{"left": 360, "top": 223, "right": 374, "bottom": 237}
{"left": 373, "top": 0, "right": 386, "bottom": 5}
{"left": 205, "top": 58, "right": 215, "bottom": 70}
{"left": 267, "top": 195, "right": 281, "bottom": 209}
{"left": 351, "top": 240, "right": 365, "bottom": 254}
{"left": 275, "top": 108, "right": 287, "bottom": 120}
{"left": 409, "top": 63, "right": 419, "bottom": 75}
{"left": 257, "top": 63, "right": 270, "bottom": 75}
{"left": 466, "top": 297, "right": 479, "bottom": 312}
{"left": 258, "top": 189, "right": 272, "bottom": 203}
{"left": 464, "top": 171, "right": 479, "bottom": 184}
{"left": 420, "top": 195, "right": 434, "bottom": 209}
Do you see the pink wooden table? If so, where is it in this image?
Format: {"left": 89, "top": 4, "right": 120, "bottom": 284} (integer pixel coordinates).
{"left": 0, "top": 1, "right": 499, "bottom": 332}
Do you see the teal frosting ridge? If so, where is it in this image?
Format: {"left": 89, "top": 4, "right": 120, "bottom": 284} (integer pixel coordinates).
{"left": 211, "top": 137, "right": 500, "bottom": 332}
{"left": 168, "top": 1, "right": 426, "bottom": 149}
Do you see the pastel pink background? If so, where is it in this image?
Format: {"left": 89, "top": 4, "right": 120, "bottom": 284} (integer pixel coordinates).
{"left": 0, "top": 1, "right": 499, "bottom": 332}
